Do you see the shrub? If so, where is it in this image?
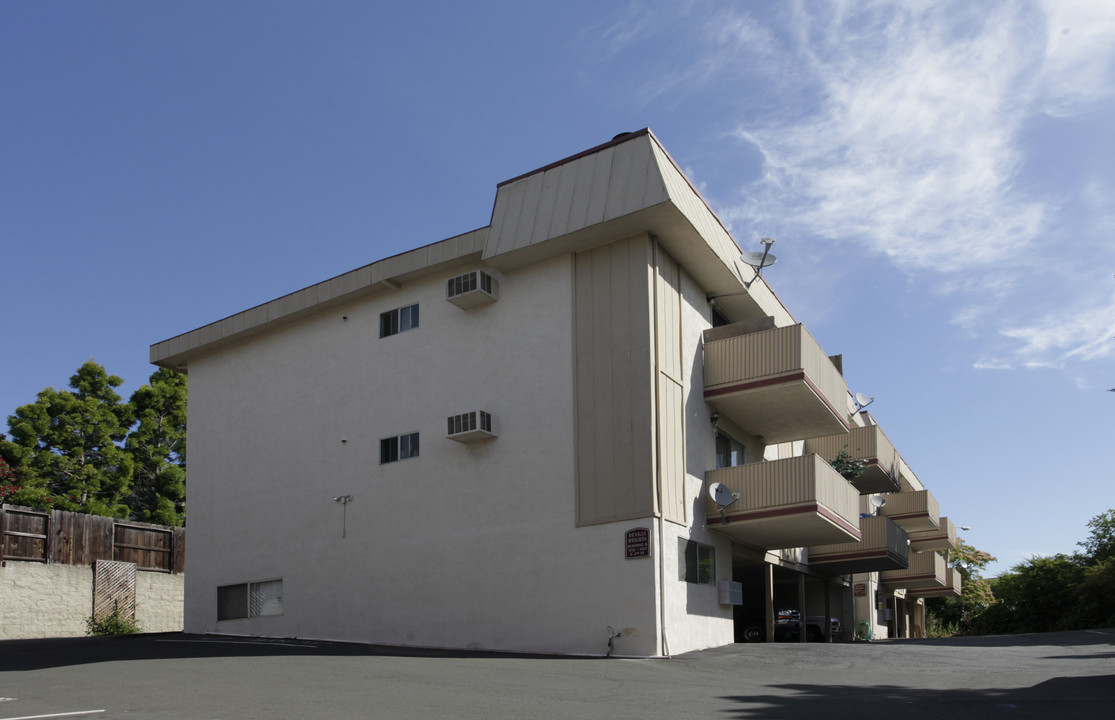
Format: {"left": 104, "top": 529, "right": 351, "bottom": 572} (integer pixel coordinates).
{"left": 87, "top": 607, "right": 142, "bottom": 636}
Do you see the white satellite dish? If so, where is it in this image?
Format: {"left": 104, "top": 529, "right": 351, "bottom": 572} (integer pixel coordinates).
{"left": 738, "top": 238, "right": 777, "bottom": 289}
{"left": 854, "top": 392, "right": 875, "bottom": 411}
{"left": 741, "top": 250, "right": 778, "bottom": 269}
{"left": 709, "top": 482, "right": 736, "bottom": 509}
{"left": 869, "top": 494, "right": 887, "bottom": 509}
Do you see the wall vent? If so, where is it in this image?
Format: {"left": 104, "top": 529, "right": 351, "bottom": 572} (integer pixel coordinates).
{"left": 446, "top": 270, "right": 498, "bottom": 309}
{"left": 446, "top": 410, "right": 498, "bottom": 443}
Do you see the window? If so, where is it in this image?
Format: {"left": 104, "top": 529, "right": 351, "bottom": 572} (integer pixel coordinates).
{"left": 679, "top": 539, "right": 716, "bottom": 585}
{"left": 715, "top": 431, "right": 745, "bottom": 469}
{"left": 217, "top": 579, "right": 283, "bottom": 620}
{"left": 380, "top": 303, "right": 419, "bottom": 338}
{"left": 380, "top": 432, "right": 419, "bottom": 464}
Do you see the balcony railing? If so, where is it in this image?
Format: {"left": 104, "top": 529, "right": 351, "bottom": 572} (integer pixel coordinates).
{"left": 908, "top": 516, "right": 957, "bottom": 553}
{"left": 704, "top": 323, "right": 851, "bottom": 444}
{"left": 705, "top": 455, "right": 860, "bottom": 550}
{"left": 807, "top": 516, "right": 909, "bottom": 574}
{"left": 877, "top": 489, "right": 940, "bottom": 533}
{"left": 803, "top": 425, "right": 901, "bottom": 494}
{"left": 907, "top": 568, "right": 963, "bottom": 598}
{"left": 880, "top": 550, "right": 946, "bottom": 589}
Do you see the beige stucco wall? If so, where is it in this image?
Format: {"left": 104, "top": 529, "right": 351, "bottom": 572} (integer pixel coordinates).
{"left": 0, "top": 562, "right": 183, "bottom": 639}
{"left": 184, "top": 254, "right": 671, "bottom": 656}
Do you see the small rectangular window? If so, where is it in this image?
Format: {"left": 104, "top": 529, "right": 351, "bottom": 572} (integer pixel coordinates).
{"left": 380, "top": 432, "right": 419, "bottom": 464}
{"left": 380, "top": 303, "right": 419, "bottom": 338}
{"left": 679, "top": 539, "right": 716, "bottom": 585}
{"left": 217, "top": 580, "right": 283, "bottom": 620}
{"left": 715, "top": 431, "right": 745, "bottom": 469}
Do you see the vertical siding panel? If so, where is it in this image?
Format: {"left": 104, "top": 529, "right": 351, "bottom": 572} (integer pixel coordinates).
{"left": 629, "top": 236, "right": 656, "bottom": 516}
{"left": 584, "top": 146, "right": 615, "bottom": 227}
{"left": 488, "top": 180, "right": 524, "bottom": 257}
{"left": 655, "top": 254, "right": 682, "bottom": 383}
{"left": 517, "top": 173, "right": 546, "bottom": 248}
{"left": 590, "top": 249, "right": 615, "bottom": 521}
{"left": 530, "top": 168, "right": 562, "bottom": 247}
{"left": 609, "top": 241, "right": 634, "bottom": 517}
{"left": 641, "top": 143, "right": 670, "bottom": 209}
{"left": 574, "top": 235, "right": 655, "bottom": 526}
{"left": 566, "top": 152, "right": 598, "bottom": 235}
{"left": 548, "top": 163, "right": 579, "bottom": 239}
{"left": 603, "top": 140, "right": 636, "bottom": 221}
{"left": 621, "top": 135, "right": 653, "bottom": 216}
{"left": 574, "top": 253, "right": 597, "bottom": 525}
{"left": 658, "top": 376, "right": 686, "bottom": 524}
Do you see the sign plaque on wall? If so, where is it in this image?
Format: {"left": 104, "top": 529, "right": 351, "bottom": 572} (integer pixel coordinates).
{"left": 854, "top": 583, "right": 867, "bottom": 597}
{"left": 625, "top": 527, "right": 651, "bottom": 559}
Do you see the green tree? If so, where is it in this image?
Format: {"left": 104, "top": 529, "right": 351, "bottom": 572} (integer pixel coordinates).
{"left": 1078, "top": 509, "right": 1115, "bottom": 563}
{"left": 125, "top": 368, "right": 187, "bottom": 526}
{"left": 0, "top": 361, "right": 134, "bottom": 516}
{"left": 969, "top": 554, "right": 1087, "bottom": 635}
{"left": 925, "top": 538, "right": 997, "bottom": 635}
{"left": 1067, "top": 558, "right": 1115, "bottom": 629}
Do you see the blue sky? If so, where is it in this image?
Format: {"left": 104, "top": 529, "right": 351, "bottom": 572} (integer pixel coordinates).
{"left": 3, "top": 1, "right": 1113, "bottom": 577}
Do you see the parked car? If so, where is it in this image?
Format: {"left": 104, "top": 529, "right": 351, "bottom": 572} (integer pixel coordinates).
{"left": 738, "top": 610, "right": 843, "bottom": 643}
{"left": 775, "top": 609, "right": 842, "bottom": 642}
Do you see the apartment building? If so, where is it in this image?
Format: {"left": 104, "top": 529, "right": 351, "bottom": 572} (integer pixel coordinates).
{"left": 150, "top": 129, "right": 957, "bottom": 656}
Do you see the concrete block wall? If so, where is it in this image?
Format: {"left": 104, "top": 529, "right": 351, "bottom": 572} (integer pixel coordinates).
{"left": 0, "top": 561, "right": 183, "bottom": 640}
{"left": 136, "top": 570, "right": 184, "bottom": 633}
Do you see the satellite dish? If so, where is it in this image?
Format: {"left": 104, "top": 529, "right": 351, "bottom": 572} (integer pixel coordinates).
{"left": 709, "top": 482, "right": 736, "bottom": 508}
{"left": 741, "top": 250, "right": 778, "bottom": 269}
{"left": 869, "top": 494, "right": 887, "bottom": 509}
{"left": 854, "top": 393, "right": 875, "bottom": 411}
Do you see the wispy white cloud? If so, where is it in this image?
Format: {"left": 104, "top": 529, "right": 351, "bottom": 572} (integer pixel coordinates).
{"left": 581, "top": 0, "right": 1115, "bottom": 376}
{"left": 716, "top": 1, "right": 1115, "bottom": 374}
{"left": 1036, "top": 0, "right": 1115, "bottom": 116}
{"left": 1000, "top": 292, "right": 1115, "bottom": 364}
{"left": 731, "top": 1, "right": 1051, "bottom": 272}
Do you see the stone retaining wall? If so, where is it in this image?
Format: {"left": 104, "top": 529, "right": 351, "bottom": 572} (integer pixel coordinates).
{"left": 0, "top": 561, "right": 183, "bottom": 639}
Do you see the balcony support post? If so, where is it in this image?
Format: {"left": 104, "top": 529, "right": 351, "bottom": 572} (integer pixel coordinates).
{"left": 798, "top": 574, "right": 807, "bottom": 643}
{"left": 823, "top": 583, "right": 831, "bottom": 642}
{"left": 764, "top": 563, "right": 775, "bottom": 643}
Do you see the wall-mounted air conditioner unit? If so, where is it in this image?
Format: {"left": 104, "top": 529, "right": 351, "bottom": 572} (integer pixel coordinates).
{"left": 446, "top": 410, "right": 498, "bottom": 443}
{"left": 718, "top": 580, "right": 743, "bottom": 606}
{"left": 446, "top": 270, "right": 498, "bottom": 309}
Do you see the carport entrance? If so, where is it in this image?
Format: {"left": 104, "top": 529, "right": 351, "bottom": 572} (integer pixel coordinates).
{"left": 730, "top": 546, "right": 851, "bottom": 643}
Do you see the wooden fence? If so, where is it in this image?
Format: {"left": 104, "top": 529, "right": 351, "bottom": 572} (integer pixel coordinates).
{"left": 0, "top": 504, "right": 185, "bottom": 573}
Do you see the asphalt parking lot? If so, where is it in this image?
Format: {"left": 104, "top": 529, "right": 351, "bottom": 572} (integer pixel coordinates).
{"left": 1, "top": 629, "right": 1112, "bottom": 719}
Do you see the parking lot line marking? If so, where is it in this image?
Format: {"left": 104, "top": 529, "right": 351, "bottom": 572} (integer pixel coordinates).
{"left": 0, "top": 710, "right": 105, "bottom": 720}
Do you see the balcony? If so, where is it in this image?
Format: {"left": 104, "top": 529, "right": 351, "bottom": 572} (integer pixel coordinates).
{"left": 704, "top": 323, "right": 851, "bottom": 444}
{"left": 803, "top": 425, "right": 901, "bottom": 494}
{"left": 908, "top": 516, "right": 957, "bottom": 553}
{"left": 807, "top": 516, "right": 909, "bottom": 574}
{"left": 880, "top": 550, "right": 947, "bottom": 589}
{"left": 877, "top": 489, "right": 940, "bottom": 533}
{"left": 705, "top": 455, "right": 861, "bottom": 550}
{"left": 907, "top": 568, "right": 963, "bottom": 598}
